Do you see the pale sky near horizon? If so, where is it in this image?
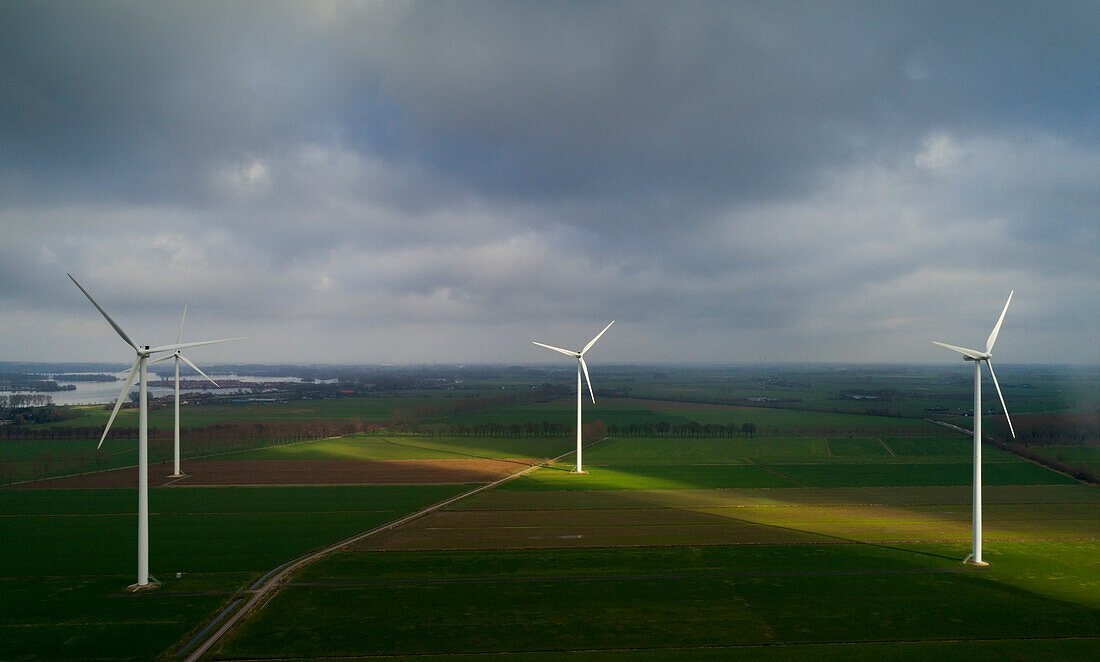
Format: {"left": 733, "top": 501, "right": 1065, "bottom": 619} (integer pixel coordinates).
{"left": 1, "top": 1, "right": 1097, "bottom": 365}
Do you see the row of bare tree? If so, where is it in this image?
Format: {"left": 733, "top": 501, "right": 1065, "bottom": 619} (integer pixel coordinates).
{"left": 390, "top": 385, "right": 570, "bottom": 423}
{"left": 0, "top": 419, "right": 381, "bottom": 484}
{"left": 0, "top": 393, "right": 55, "bottom": 411}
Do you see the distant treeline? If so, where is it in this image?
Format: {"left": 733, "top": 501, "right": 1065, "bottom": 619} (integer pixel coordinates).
{"left": 0, "top": 381, "right": 75, "bottom": 393}
{"left": 390, "top": 385, "right": 571, "bottom": 423}
{"left": 49, "top": 373, "right": 118, "bottom": 382}
{"left": 378, "top": 420, "right": 759, "bottom": 439}
{"left": 607, "top": 422, "right": 758, "bottom": 437}
{"left": 1, "top": 394, "right": 56, "bottom": 410}
{"left": 386, "top": 420, "right": 607, "bottom": 444}
{"left": 1005, "top": 413, "right": 1100, "bottom": 447}
{"left": 0, "top": 419, "right": 380, "bottom": 484}
{"left": 388, "top": 421, "right": 575, "bottom": 438}
{"left": 1004, "top": 442, "right": 1099, "bottom": 485}
{"left": 980, "top": 413, "right": 1100, "bottom": 486}
{"left": 0, "top": 419, "right": 374, "bottom": 445}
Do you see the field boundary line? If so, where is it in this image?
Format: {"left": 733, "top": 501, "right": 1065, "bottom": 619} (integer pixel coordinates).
{"left": 672, "top": 439, "right": 700, "bottom": 458}
{"left": 824, "top": 439, "right": 832, "bottom": 457}
{"left": 217, "top": 633, "right": 1098, "bottom": 658}
{"left": 878, "top": 438, "right": 897, "bottom": 456}
{"left": 742, "top": 458, "right": 804, "bottom": 487}
{"left": 181, "top": 437, "right": 609, "bottom": 661}
{"left": 924, "top": 418, "right": 1096, "bottom": 487}
{"left": 282, "top": 566, "right": 988, "bottom": 587}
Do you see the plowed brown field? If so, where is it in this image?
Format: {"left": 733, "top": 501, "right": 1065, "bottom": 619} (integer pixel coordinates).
{"left": 17, "top": 457, "right": 538, "bottom": 488}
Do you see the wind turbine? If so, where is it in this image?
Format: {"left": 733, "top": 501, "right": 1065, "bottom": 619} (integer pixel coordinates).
{"left": 533, "top": 321, "right": 613, "bottom": 474}
{"left": 934, "top": 291, "right": 1016, "bottom": 566}
{"left": 148, "top": 305, "right": 225, "bottom": 478}
{"left": 69, "top": 274, "right": 243, "bottom": 589}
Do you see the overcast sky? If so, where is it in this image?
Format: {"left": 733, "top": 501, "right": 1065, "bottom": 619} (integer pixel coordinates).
{"left": 1, "top": 1, "right": 1097, "bottom": 366}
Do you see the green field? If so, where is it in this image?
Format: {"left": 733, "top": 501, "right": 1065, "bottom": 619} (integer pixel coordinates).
{"left": 0, "top": 573, "right": 250, "bottom": 661}
{"left": 208, "top": 402, "right": 1099, "bottom": 660}
{"left": 504, "top": 463, "right": 794, "bottom": 490}
{"left": 224, "top": 433, "right": 572, "bottom": 461}
{"left": 773, "top": 461, "right": 1077, "bottom": 488}
{"left": 37, "top": 395, "right": 435, "bottom": 429}
{"left": 1, "top": 485, "right": 467, "bottom": 576}
{"left": 216, "top": 541, "right": 1100, "bottom": 659}
{"left": 0, "top": 483, "right": 469, "bottom": 660}
{"left": 4, "top": 375, "right": 1098, "bottom": 660}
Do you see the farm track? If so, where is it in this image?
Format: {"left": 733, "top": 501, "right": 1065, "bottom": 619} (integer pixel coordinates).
{"left": 180, "top": 437, "right": 610, "bottom": 661}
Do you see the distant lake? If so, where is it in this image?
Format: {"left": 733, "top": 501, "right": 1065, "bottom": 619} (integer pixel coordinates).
{"left": 9, "top": 372, "right": 329, "bottom": 406}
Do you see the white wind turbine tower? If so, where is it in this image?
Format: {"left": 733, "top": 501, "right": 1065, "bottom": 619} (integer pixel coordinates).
{"left": 148, "top": 305, "right": 226, "bottom": 478}
{"left": 934, "top": 291, "right": 1016, "bottom": 566}
{"left": 69, "top": 274, "right": 243, "bottom": 589}
{"left": 533, "top": 321, "right": 613, "bottom": 474}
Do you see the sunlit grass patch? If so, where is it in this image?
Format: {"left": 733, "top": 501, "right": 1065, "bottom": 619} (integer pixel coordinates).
{"left": 771, "top": 461, "right": 1078, "bottom": 488}
{"left": 503, "top": 463, "right": 795, "bottom": 490}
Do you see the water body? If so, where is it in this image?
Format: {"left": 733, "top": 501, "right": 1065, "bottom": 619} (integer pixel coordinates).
{"left": 9, "top": 373, "right": 328, "bottom": 406}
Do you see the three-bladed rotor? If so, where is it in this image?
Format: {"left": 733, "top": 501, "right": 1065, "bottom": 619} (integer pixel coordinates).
{"left": 933, "top": 291, "right": 1016, "bottom": 438}
{"left": 533, "top": 321, "right": 614, "bottom": 403}
{"left": 68, "top": 274, "right": 244, "bottom": 447}
{"left": 148, "top": 305, "right": 223, "bottom": 387}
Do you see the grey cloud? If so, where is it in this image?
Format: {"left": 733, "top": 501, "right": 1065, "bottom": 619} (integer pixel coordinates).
{"left": 1, "top": 2, "right": 1097, "bottom": 364}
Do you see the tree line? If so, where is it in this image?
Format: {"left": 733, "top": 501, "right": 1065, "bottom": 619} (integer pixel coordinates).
{"left": 1004, "top": 413, "right": 1100, "bottom": 447}
{"left": 390, "top": 385, "right": 571, "bottom": 423}
{"left": 0, "top": 419, "right": 379, "bottom": 484}
{"left": 387, "top": 421, "right": 574, "bottom": 437}
{"left": 1, "top": 393, "right": 56, "bottom": 411}
{"left": 607, "top": 421, "right": 758, "bottom": 437}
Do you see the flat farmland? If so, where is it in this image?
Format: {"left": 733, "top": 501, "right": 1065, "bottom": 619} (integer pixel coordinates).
{"left": 209, "top": 422, "right": 1100, "bottom": 661}
{"left": 772, "top": 460, "right": 1076, "bottom": 488}
{"left": 226, "top": 433, "right": 572, "bottom": 461}
{"left": 505, "top": 462, "right": 794, "bottom": 490}
{"left": 579, "top": 435, "right": 996, "bottom": 465}
{"left": 23, "top": 457, "right": 536, "bottom": 488}
{"left": 439, "top": 397, "right": 945, "bottom": 434}
{"left": 444, "top": 402, "right": 687, "bottom": 427}
{"left": 216, "top": 541, "right": 1100, "bottom": 660}
{"left": 353, "top": 485, "right": 1100, "bottom": 553}
{"left": 644, "top": 403, "right": 941, "bottom": 433}
{"left": 0, "top": 481, "right": 469, "bottom": 660}
{"left": 38, "top": 395, "right": 438, "bottom": 430}
{"left": 7, "top": 396, "right": 1098, "bottom": 661}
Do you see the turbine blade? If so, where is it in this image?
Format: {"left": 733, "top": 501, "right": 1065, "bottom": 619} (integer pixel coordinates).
{"left": 532, "top": 341, "right": 579, "bottom": 358}
{"left": 177, "top": 304, "right": 188, "bottom": 344}
{"left": 68, "top": 274, "right": 138, "bottom": 351}
{"left": 986, "top": 290, "right": 1014, "bottom": 353}
{"left": 150, "top": 337, "right": 246, "bottom": 353}
{"left": 986, "top": 361, "right": 1016, "bottom": 439}
{"left": 932, "top": 341, "right": 986, "bottom": 360}
{"left": 179, "top": 353, "right": 219, "bottom": 387}
{"left": 99, "top": 358, "right": 140, "bottom": 449}
{"left": 147, "top": 354, "right": 175, "bottom": 365}
{"left": 581, "top": 321, "right": 614, "bottom": 355}
{"left": 579, "top": 356, "right": 595, "bottom": 404}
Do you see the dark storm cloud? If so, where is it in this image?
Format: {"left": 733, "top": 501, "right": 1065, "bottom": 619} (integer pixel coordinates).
{"left": 1, "top": 1, "right": 1097, "bottom": 363}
